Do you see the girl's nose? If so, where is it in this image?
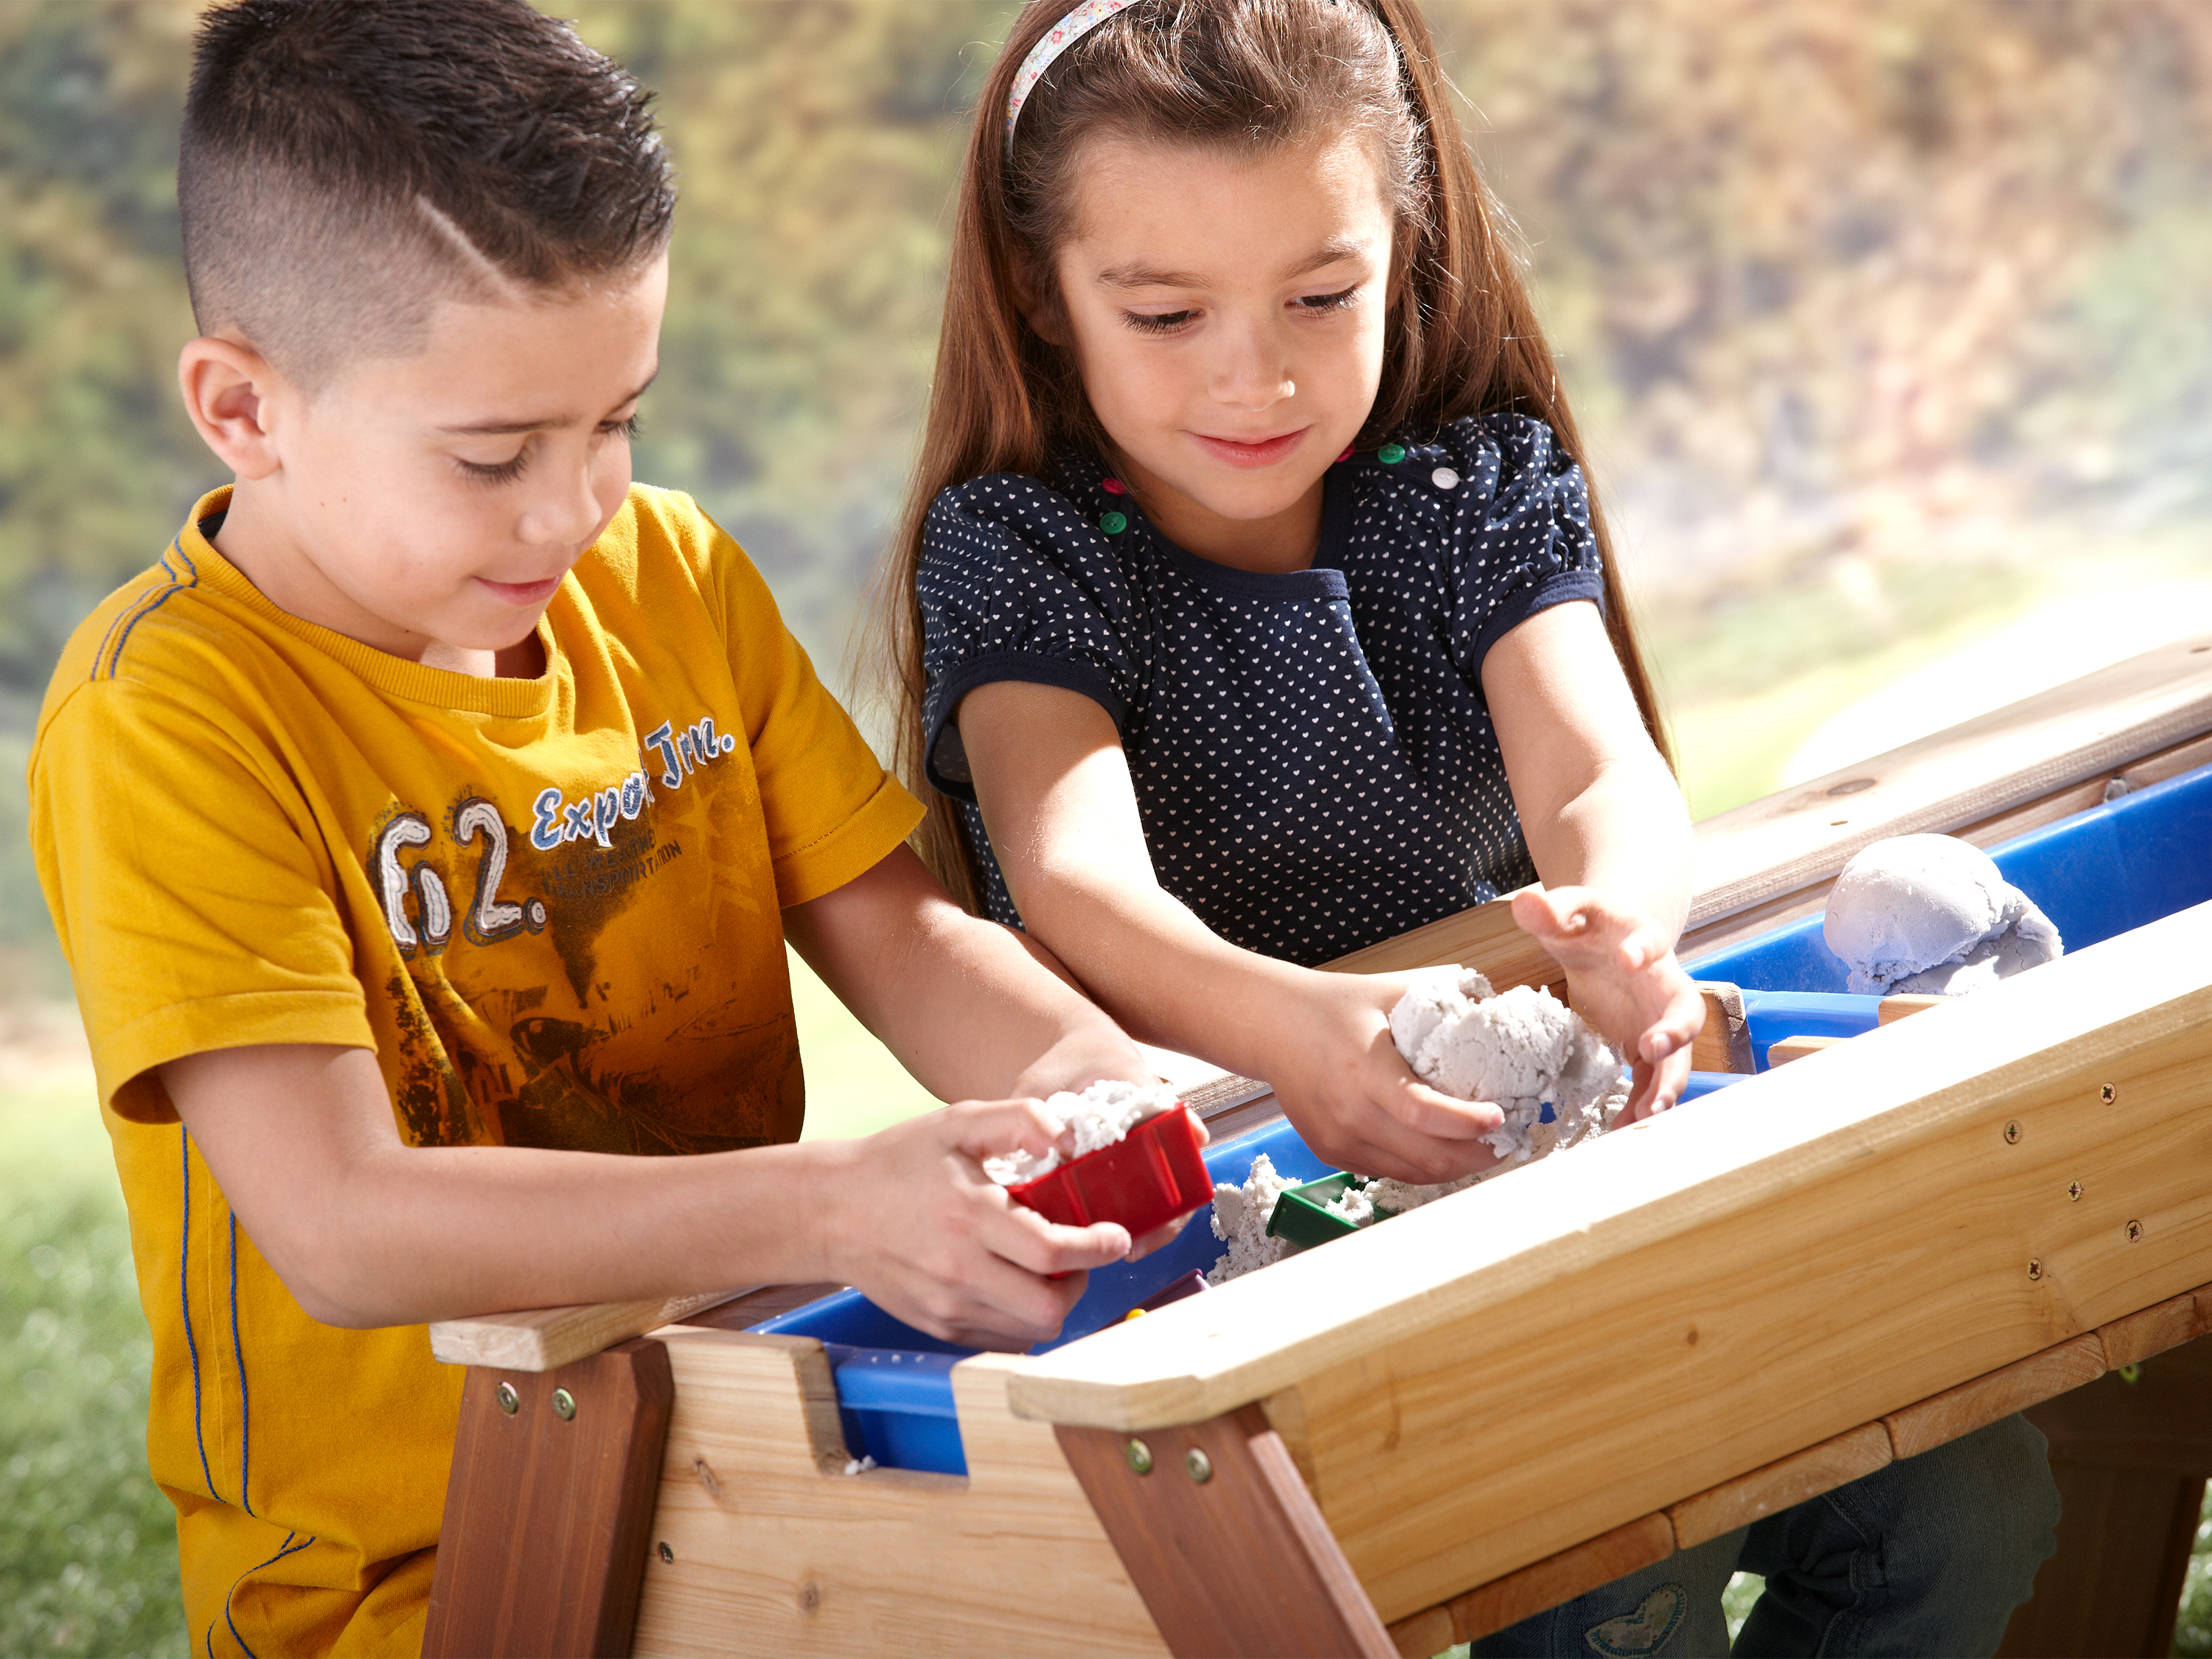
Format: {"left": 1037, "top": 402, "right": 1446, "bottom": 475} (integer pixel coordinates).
{"left": 1208, "top": 319, "right": 1295, "bottom": 411}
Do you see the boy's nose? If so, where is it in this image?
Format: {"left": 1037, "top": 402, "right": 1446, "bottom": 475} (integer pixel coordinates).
{"left": 521, "top": 456, "right": 608, "bottom": 548}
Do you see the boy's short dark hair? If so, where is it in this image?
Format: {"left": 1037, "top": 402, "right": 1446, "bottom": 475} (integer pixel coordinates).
{"left": 180, "top": 0, "right": 675, "bottom": 389}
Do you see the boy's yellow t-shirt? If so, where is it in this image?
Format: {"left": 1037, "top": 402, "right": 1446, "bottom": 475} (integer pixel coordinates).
{"left": 27, "top": 483, "right": 924, "bottom": 1656}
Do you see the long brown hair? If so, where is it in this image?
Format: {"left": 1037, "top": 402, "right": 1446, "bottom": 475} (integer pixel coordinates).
{"left": 874, "top": 0, "right": 1672, "bottom": 911}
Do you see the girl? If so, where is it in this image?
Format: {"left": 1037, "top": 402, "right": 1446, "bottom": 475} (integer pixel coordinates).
{"left": 880, "top": 0, "right": 2056, "bottom": 1650}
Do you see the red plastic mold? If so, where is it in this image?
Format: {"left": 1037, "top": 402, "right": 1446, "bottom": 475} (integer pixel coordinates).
{"left": 1006, "top": 1104, "right": 1212, "bottom": 1238}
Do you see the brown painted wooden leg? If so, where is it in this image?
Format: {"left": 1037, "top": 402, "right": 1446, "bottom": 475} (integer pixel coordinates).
{"left": 423, "top": 1337, "right": 673, "bottom": 1658}
{"left": 1057, "top": 1405, "right": 1397, "bottom": 1659}
{"left": 2000, "top": 1332, "right": 2212, "bottom": 1658}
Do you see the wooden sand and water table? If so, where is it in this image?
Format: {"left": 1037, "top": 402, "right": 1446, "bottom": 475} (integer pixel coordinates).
{"left": 421, "top": 633, "right": 2212, "bottom": 1658}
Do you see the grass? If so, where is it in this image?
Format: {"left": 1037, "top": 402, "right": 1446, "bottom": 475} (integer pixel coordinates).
{"left": 0, "top": 1076, "right": 187, "bottom": 1658}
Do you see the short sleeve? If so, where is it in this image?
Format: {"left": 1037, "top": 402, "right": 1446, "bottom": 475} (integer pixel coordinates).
{"left": 705, "top": 515, "right": 925, "bottom": 908}
{"left": 916, "top": 475, "right": 1144, "bottom": 801}
{"left": 1444, "top": 415, "right": 1606, "bottom": 684}
{"left": 28, "top": 684, "right": 372, "bottom": 1121}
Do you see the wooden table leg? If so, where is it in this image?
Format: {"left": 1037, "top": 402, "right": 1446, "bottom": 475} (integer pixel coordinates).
{"left": 423, "top": 1336, "right": 673, "bottom": 1658}
{"left": 2000, "top": 1330, "right": 2212, "bottom": 1658}
{"left": 1057, "top": 1405, "right": 1396, "bottom": 1659}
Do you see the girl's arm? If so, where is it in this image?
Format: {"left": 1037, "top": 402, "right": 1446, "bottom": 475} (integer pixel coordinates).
{"left": 1482, "top": 600, "right": 1704, "bottom": 1112}
{"left": 958, "top": 681, "right": 1506, "bottom": 1183}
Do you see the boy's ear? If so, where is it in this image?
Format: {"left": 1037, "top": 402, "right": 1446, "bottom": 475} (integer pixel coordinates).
{"left": 178, "top": 336, "right": 288, "bottom": 481}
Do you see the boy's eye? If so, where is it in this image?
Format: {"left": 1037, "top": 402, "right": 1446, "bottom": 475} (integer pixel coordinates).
{"left": 1294, "top": 285, "right": 1360, "bottom": 314}
{"left": 458, "top": 450, "right": 530, "bottom": 486}
{"left": 599, "top": 413, "right": 642, "bottom": 441}
{"left": 1124, "top": 309, "right": 1198, "bottom": 336}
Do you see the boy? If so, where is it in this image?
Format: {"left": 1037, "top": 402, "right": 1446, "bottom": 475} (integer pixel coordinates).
{"left": 26, "top": 1, "right": 1161, "bottom": 1652}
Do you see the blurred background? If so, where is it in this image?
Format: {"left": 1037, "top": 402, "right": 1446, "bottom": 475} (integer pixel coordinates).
{"left": 1, "top": 2, "right": 2208, "bottom": 1651}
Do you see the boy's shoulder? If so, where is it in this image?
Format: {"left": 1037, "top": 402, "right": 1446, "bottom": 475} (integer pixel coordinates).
{"left": 32, "top": 481, "right": 747, "bottom": 751}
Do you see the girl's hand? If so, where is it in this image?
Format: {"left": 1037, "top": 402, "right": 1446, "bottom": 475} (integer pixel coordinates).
{"left": 1265, "top": 973, "right": 1507, "bottom": 1184}
{"left": 1512, "top": 885, "right": 1703, "bottom": 1119}
{"left": 819, "top": 1099, "right": 1134, "bottom": 1351}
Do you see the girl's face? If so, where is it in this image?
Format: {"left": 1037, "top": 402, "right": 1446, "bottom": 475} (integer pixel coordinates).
{"left": 1048, "top": 132, "right": 1394, "bottom": 572}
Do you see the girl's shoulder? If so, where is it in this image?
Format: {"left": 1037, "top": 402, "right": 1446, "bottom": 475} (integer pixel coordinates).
{"left": 923, "top": 457, "right": 1141, "bottom": 582}
{"left": 1363, "top": 411, "right": 1579, "bottom": 488}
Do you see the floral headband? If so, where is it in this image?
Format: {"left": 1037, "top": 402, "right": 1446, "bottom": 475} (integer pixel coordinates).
{"left": 1004, "top": 0, "right": 1130, "bottom": 150}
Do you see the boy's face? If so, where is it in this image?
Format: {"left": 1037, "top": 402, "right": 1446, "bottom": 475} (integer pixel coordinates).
{"left": 231, "top": 254, "right": 668, "bottom": 669}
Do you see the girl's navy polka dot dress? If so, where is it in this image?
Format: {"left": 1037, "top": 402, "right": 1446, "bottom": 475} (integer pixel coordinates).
{"left": 919, "top": 412, "right": 1604, "bottom": 967}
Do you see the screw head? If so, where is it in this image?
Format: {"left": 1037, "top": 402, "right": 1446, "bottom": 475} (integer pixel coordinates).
{"left": 1185, "top": 1448, "right": 1214, "bottom": 1484}
{"left": 1125, "top": 1438, "right": 1154, "bottom": 1475}
{"left": 2027, "top": 1259, "right": 2043, "bottom": 1281}
{"left": 2067, "top": 1181, "right": 2082, "bottom": 1202}
{"left": 656, "top": 1541, "right": 674, "bottom": 1565}
{"left": 495, "top": 1381, "right": 520, "bottom": 1416}
{"left": 2003, "top": 1121, "right": 2022, "bottom": 1144}
{"left": 552, "top": 1388, "right": 577, "bottom": 1421}
{"left": 2100, "top": 1083, "right": 2118, "bottom": 1105}
{"left": 2126, "top": 1220, "right": 2144, "bottom": 1242}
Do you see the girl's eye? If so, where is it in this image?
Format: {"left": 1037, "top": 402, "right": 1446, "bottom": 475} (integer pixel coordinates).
{"left": 458, "top": 450, "right": 529, "bottom": 486}
{"left": 1124, "top": 309, "right": 1198, "bottom": 335}
{"left": 1294, "top": 285, "right": 1360, "bottom": 314}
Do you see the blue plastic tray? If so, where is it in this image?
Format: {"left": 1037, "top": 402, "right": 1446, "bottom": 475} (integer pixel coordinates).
{"left": 768, "top": 759, "right": 2212, "bottom": 1473}
{"left": 1684, "top": 759, "right": 2212, "bottom": 995}
{"left": 752, "top": 1115, "right": 1335, "bottom": 1474}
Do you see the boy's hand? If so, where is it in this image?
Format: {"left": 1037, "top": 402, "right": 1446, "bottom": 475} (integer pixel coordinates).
{"left": 818, "top": 1099, "right": 1136, "bottom": 1352}
{"left": 1263, "top": 973, "right": 1506, "bottom": 1185}
{"left": 1512, "top": 885, "right": 1703, "bottom": 1120}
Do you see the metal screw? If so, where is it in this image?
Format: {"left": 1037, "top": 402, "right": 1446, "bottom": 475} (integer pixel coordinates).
{"left": 552, "top": 1388, "right": 577, "bottom": 1421}
{"left": 2101, "top": 1083, "right": 2118, "bottom": 1105}
{"left": 2067, "top": 1182, "right": 2082, "bottom": 1202}
{"left": 2004, "top": 1121, "right": 2022, "bottom": 1144}
{"left": 2028, "top": 1259, "right": 2043, "bottom": 1281}
{"left": 657, "top": 1541, "right": 674, "bottom": 1565}
{"left": 1185, "top": 1448, "right": 1214, "bottom": 1484}
{"left": 1125, "top": 1438, "right": 1154, "bottom": 1475}
{"left": 495, "top": 1382, "right": 520, "bottom": 1416}
{"left": 2126, "top": 1220, "right": 2144, "bottom": 1243}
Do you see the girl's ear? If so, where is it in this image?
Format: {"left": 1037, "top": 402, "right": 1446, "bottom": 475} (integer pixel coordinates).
{"left": 1009, "top": 257, "right": 1065, "bottom": 347}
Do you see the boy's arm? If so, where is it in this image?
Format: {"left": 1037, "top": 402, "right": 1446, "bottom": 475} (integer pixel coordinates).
{"left": 1481, "top": 599, "right": 1705, "bottom": 1113}
{"left": 781, "top": 843, "right": 1149, "bottom": 1103}
{"left": 956, "top": 682, "right": 1505, "bottom": 1185}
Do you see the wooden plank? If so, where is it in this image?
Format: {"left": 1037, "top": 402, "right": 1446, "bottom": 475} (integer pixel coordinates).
{"left": 1765, "top": 1033, "right": 1844, "bottom": 1068}
{"left": 1387, "top": 1605, "right": 1456, "bottom": 1659}
{"left": 1666, "top": 1422, "right": 1893, "bottom": 1549}
{"left": 423, "top": 1338, "right": 674, "bottom": 1658}
{"left": 1057, "top": 1404, "right": 1395, "bottom": 1659}
{"left": 431, "top": 1289, "right": 747, "bottom": 1373}
{"left": 1323, "top": 888, "right": 1562, "bottom": 991}
{"left": 2096, "top": 1285, "right": 2207, "bottom": 1370}
{"left": 1882, "top": 1333, "right": 2109, "bottom": 1461}
{"left": 1008, "top": 902, "right": 2212, "bottom": 1620}
{"left": 1685, "top": 633, "right": 2212, "bottom": 935}
{"left": 627, "top": 1334, "right": 1166, "bottom": 1657}
{"left": 1996, "top": 1461, "right": 2204, "bottom": 1658}
{"left": 669, "top": 1281, "right": 845, "bottom": 1332}
{"left": 1877, "top": 994, "right": 1945, "bottom": 1025}
{"left": 1691, "top": 983, "right": 1754, "bottom": 1074}
{"left": 1419, "top": 1514, "right": 1676, "bottom": 1647}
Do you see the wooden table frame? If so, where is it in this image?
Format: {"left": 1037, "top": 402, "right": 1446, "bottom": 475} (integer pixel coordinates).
{"left": 422, "top": 635, "right": 2212, "bottom": 1658}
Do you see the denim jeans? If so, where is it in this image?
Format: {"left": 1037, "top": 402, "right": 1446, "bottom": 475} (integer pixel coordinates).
{"left": 1470, "top": 1414, "right": 2060, "bottom": 1658}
